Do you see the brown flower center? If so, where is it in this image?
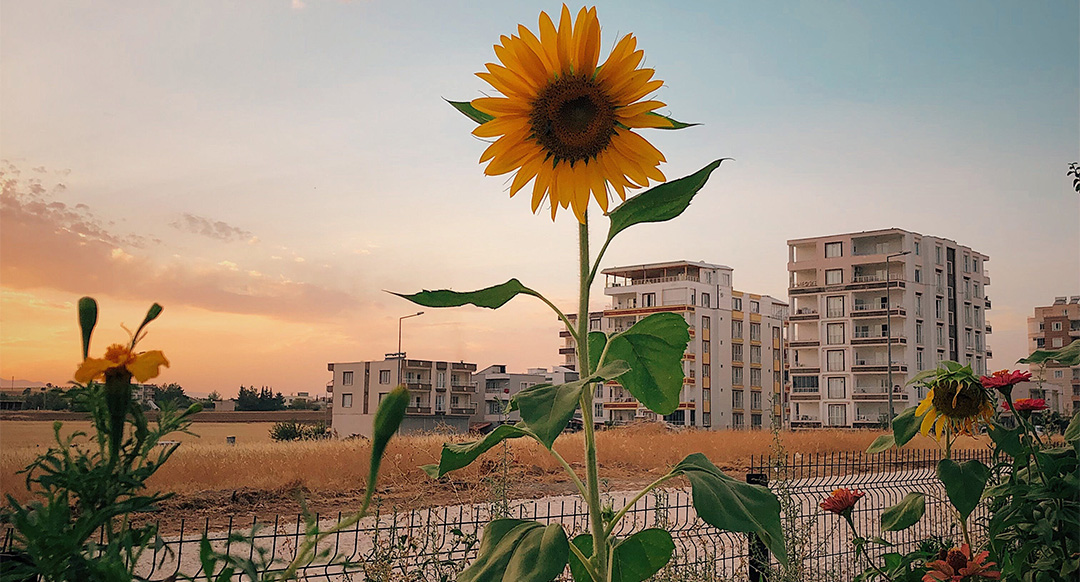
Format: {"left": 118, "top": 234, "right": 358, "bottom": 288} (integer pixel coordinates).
{"left": 931, "top": 380, "right": 987, "bottom": 419}
{"left": 945, "top": 548, "right": 968, "bottom": 570}
{"left": 530, "top": 75, "right": 616, "bottom": 163}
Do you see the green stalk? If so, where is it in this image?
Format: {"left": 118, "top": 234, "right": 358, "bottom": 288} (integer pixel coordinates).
{"left": 605, "top": 472, "right": 679, "bottom": 537}
{"left": 577, "top": 214, "right": 607, "bottom": 582}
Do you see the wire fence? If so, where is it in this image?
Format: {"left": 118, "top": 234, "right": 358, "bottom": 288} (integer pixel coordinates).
{"left": 2, "top": 447, "right": 993, "bottom": 581}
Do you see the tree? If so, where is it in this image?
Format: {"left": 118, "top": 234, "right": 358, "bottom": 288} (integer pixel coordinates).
{"left": 151, "top": 383, "right": 192, "bottom": 409}
{"left": 235, "top": 385, "right": 286, "bottom": 411}
{"left": 206, "top": 390, "right": 221, "bottom": 402}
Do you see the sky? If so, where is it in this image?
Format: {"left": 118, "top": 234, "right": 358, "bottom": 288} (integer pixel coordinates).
{"left": 1, "top": 1, "right": 1077, "bottom": 397}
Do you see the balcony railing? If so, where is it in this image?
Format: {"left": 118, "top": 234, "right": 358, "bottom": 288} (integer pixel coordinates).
{"left": 451, "top": 384, "right": 474, "bottom": 393}
{"left": 852, "top": 243, "right": 903, "bottom": 256}
{"left": 405, "top": 406, "right": 432, "bottom": 415}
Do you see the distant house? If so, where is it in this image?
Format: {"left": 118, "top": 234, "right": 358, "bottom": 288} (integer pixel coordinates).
{"left": 215, "top": 399, "right": 237, "bottom": 412}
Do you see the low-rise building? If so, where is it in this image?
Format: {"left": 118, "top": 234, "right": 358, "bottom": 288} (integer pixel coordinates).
{"left": 470, "top": 365, "right": 580, "bottom": 431}
{"left": 1025, "top": 296, "right": 1080, "bottom": 414}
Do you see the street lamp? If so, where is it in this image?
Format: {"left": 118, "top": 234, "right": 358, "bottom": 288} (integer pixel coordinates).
{"left": 886, "top": 250, "right": 911, "bottom": 428}
{"left": 397, "top": 311, "right": 424, "bottom": 387}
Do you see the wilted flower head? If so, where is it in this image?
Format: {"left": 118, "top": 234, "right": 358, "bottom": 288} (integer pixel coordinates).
{"left": 916, "top": 378, "right": 994, "bottom": 441}
{"left": 980, "top": 369, "right": 1031, "bottom": 397}
{"left": 923, "top": 544, "right": 1000, "bottom": 581}
{"left": 820, "top": 488, "right": 864, "bottom": 517}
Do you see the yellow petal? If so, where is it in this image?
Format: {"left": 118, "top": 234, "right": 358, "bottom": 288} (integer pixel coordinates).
{"left": 573, "top": 6, "right": 600, "bottom": 78}
{"left": 472, "top": 97, "right": 531, "bottom": 117}
{"left": 509, "top": 153, "right": 544, "bottom": 197}
{"left": 127, "top": 350, "right": 170, "bottom": 383}
{"left": 74, "top": 357, "right": 115, "bottom": 384}
{"left": 619, "top": 112, "right": 675, "bottom": 130}
{"left": 597, "top": 34, "right": 640, "bottom": 88}
{"left": 920, "top": 409, "right": 937, "bottom": 436}
{"left": 915, "top": 390, "right": 934, "bottom": 416}
{"left": 616, "top": 100, "right": 667, "bottom": 120}
{"left": 934, "top": 415, "right": 948, "bottom": 440}
{"left": 538, "top": 10, "right": 561, "bottom": 76}
{"left": 518, "top": 24, "right": 555, "bottom": 74}
{"left": 557, "top": 5, "right": 574, "bottom": 74}
{"left": 472, "top": 115, "right": 529, "bottom": 139}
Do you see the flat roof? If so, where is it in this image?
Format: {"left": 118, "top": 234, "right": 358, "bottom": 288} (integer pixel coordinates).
{"left": 601, "top": 260, "right": 732, "bottom": 275}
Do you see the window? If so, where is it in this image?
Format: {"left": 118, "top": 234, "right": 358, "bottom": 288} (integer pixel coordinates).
{"left": 488, "top": 401, "right": 502, "bottom": 415}
{"left": 935, "top": 245, "right": 942, "bottom": 264}
{"left": 750, "top": 322, "right": 761, "bottom": 341}
{"left": 703, "top": 389, "right": 711, "bottom": 403}
{"left": 702, "top": 316, "right": 711, "bottom": 329}
{"left": 792, "top": 376, "right": 819, "bottom": 391}
{"left": 827, "top": 350, "right": 845, "bottom": 372}
{"left": 750, "top": 300, "right": 760, "bottom": 313}
{"left": 703, "top": 364, "right": 711, "bottom": 378}
{"left": 642, "top": 293, "right": 655, "bottom": 307}
{"left": 751, "top": 390, "right": 763, "bottom": 410}
{"left": 915, "top": 293, "right": 923, "bottom": 317}
{"left": 825, "top": 269, "right": 843, "bottom": 285}
{"left": 732, "top": 390, "right": 744, "bottom": 408}
{"left": 973, "top": 258, "right": 979, "bottom": 272}
{"left": 825, "top": 242, "right": 843, "bottom": 258}
{"left": 732, "top": 367, "right": 744, "bottom": 386}
{"left": 595, "top": 403, "right": 603, "bottom": 418}
{"left": 702, "top": 293, "right": 711, "bottom": 308}
{"left": 1053, "top": 337, "right": 1064, "bottom": 348}
{"left": 916, "top": 322, "right": 924, "bottom": 344}
{"left": 702, "top": 340, "right": 711, "bottom": 355}
{"left": 342, "top": 371, "right": 354, "bottom": 386}
{"left": 935, "top": 298, "right": 944, "bottom": 319}
{"left": 750, "top": 344, "right": 762, "bottom": 364}
{"left": 733, "top": 413, "right": 744, "bottom": 428}
{"left": 1055, "top": 370, "right": 1064, "bottom": 379}
{"left": 914, "top": 268, "right": 922, "bottom": 283}
{"left": 829, "top": 404, "right": 847, "bottom": 427}
{"left": 827, "top": 323, "right": 845, "bottom": 345}
{"left": 732, "top": 320, "right": 743, "bottom": 339}
{"left": 733, "top": 297, "right": 743, "bottom": 311}
{"left": 437, "top": 371, "right": 446, "bottom": 388}
{"left": 827, "top": 377, "right": 846, "bottom": 399}
{"left": 973, "top": 282, "right": 980, "bottom": 298}
{"left": 963, "top": 254, "right": 971, "bottom": 272}
{"left": 732, "top": 343, "right": 743, "bottom": 362}
{"left": 750, "top": 368, "right": 762, "bottom": 387}
{"left": 827, "top": 296, "right": 844, "bottom": 318}
{"left": 1052, "top": 321, "right": 1063, "bottom": 331}
{"left": 935, "top": 270, "right": 944, "bottom": 288}
{"left": 703, "top": 412, "right": 711, "bottom": 427}
{"left": 379, "top": 370, "right": 391, "bottom": 384}
{"left": 590, "top": 318, "right": 601, "bottom": 330}
{"left": 917, "top": 349, "right": 924, "bottom": 371}
{"left": 914, "top": 240, "right": 921, "bottom": 255}
{"left": 436, "top": 394, "right": 445, "bottom": 411}
{"left": 936, "top": 324, "right": 945, "bottom": 345}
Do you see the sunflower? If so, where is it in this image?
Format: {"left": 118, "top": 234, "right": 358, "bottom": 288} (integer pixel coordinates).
{"left": 915, "top": 378, "right": 994, "bottom": 441}
{"left": 471, "top": 5, "right": 678, "bottom": 222}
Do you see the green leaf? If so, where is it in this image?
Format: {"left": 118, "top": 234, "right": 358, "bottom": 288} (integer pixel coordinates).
{"left": 601, "top": 313, "right": 690, "bottom": 415}
{"left": 673, "top": 453, "right": 787, "bottom": 564}
{"left": 567, "top": 535, "right": 594, "bottom": 582}
{"left": 866, "top": 434, "right": 895, "bottom": 454}
{"left": 513, "top": 361, "right": 628, "bottom": 448}
{"left": 423, "top": 423, "right": 532, "bottom": 478}
{"left": 988, "top": 422, "right": 1024, "bottom": 456}
{"left": 458, "top": 519, "right": 568, "bottom": 582}
{"left": 587, "top": 330, "right": 607, "bottom": 373}
{"left": 881, "top": 492, "right": 925, "bottom": 531}
{"left": 644, "top": 111, "right": 699, "bottom": 130}
{"left": 610, "top": 529, "right": 676, "bottom": 582}
{"left": 891, "top": 406, "right": 921, "bottom": 448}
{"left": 1064, "top": 411, "right": 1080, "bottom": 442}
{"left": 1019, "top": 339, "right": 1080, "bottom": 367}
{"left": 937, "top": 459, "right": 988, "bottom": 521}
{"left": 447, "top": 99, "right": 494, "bottom": 124}
{"left": 393, "top": 278, "right": 534, "bottom": 310}
{"left": 606, "top": 160, "right": 730, "bottom": 241}
{"left": 367, "top": 385, "right": 408, "bottom": 499}
{"left": 77, "top": 296, "right": 98, "bottom": 360}
{"left": 133, "top": 302, "right": 164, "bottom": 342}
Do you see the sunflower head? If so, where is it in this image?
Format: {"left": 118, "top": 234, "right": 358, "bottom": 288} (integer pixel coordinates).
{"left": 467, "top": 5, "right": 686, "bottom": 222}
{"left": 914, "top": 363, "right": 994, "bottom": 441}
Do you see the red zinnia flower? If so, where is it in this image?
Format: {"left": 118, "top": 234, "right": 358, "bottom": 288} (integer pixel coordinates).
{"left": 923, "top": 544, "right": 1000, "bottom": 581}
{"left": 820, "top": 488, "right": 864, "bottom": 516}
{"left": 980, "top": 369, "right": 1031, "bottom": 392}
{"left": 1006, "top": 398, "right": 1048, "bottom": 412}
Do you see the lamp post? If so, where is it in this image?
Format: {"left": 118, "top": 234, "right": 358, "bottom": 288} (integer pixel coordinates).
{"left": 397, "top": 311, "right": 424, "bottom": 387}
{"left": 886, "top": 250, "right": 911, "bottom": 428}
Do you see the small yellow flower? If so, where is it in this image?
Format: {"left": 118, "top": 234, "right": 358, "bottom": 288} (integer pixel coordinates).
{"left": 75, "top": 343, "right": 169, "bottom": 384}
{"left": 915, "top": 379, "right": 994, "bottom": 441}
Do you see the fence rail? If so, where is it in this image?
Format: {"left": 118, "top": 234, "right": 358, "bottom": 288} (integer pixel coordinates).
{"left": 2, "top": 447, "right": 993, "bottom": 581}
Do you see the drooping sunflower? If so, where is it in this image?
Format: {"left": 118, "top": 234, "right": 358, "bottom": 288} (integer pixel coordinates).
{"left": 471, "top": 5, "right": 679, "bottom": 222}
{"left": 915, "top": 377, "right": 995, "bottom": 441}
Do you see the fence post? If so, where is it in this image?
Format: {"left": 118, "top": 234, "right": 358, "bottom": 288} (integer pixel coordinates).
{"left": 746, "top": 472, "right": 770, "bottom": 582}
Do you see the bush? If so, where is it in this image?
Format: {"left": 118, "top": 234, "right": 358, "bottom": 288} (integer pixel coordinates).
{"left": 270, "top": 420, "right": 334, "bottom": 442}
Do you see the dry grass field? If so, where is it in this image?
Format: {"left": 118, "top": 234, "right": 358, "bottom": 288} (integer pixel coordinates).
{"left": 1, "top": 420, "right": 279, "bottom": 450}
{"left": 1, "top": 420, "right": 990, "bottom": 530}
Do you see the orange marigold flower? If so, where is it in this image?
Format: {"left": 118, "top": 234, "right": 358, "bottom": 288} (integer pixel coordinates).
{"left": 74, "top": 343, "right": 169, "bottom": 384}
{"left": 820, "top": 488, "right": 864, "bottom": 516}
{"left": 923, "top": 544, "right": 1000, "bottom": 581}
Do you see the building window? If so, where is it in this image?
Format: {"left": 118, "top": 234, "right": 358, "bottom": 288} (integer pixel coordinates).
{"left": 1052, "top": 321, "right": 1063, "bottom": 331}
{"left": 828, "top": 404, "right": 847, "bottom": 427}
{"left": 702, "top": 293, "right": 711, "bottom": 308}
{"left": 732, "top": 320, "right": 743, "bottom": 339}
{"left": 827, "top": 323, "right": 845, "bottom": 345}
{"left": 379, "top": 370, "right": 391, "bottom": 384}
{"left": 935, "top": 298, "right": 944, "bottom": 320}
{"left": 827, "top": 296, "right": 844, "bottom": 318}
{"left": 733, "top": 297, "right": 743, "bottom": 311}
{"left": 749, "top": 322, "right": 761, "bottom": 341}
{"left": 1053, "top": 337, "right": 1064, "bottom": 348}
{"left": 936, "top": 324, "right": 945, "bottom": 345}
{"left": 703, "top": 364, "right": 711, "bottom": 378}
{"left": 825, "top": 242, "right": 843, "bottom": 258}
{"left": 914, "top": 240, "right": 920, "bottom": 255}
{"left": 702, "top": 340, "right": 711, "bottom": 355}
{"left": 750, "top": 300, "right": 760, "bottom": 313}
{"left": 827, "top": 377, "right": 846, "bottom": 399}
{"left": 732, "top": 390, "right": 744, "bottom": 408}
{"left": 751, "top": 391, "right": 763, "bottom": 410}
{"left": 702, "top": 412, "right": 711, "bottom": 427}
{"left": 916, "top": 322, "right": 924, "bottom": 344}
{"left": 935, "top": 245, "right": 942, "bottom": 264}
{"left": 750, "top": 368, "right": 762, "bottom": 387}
{"left": 750, "top": 344, "right": 761, "bottom": 364}
{"left": 792, "top": 376, "right": 819, "bottom": 391}
{"left": 973, "top": 258, "right": 979, "bottom": 272}
{"left": 341, "top": 393, "right": 353, "bottom": 408}
{"left": 732, "top": 343, "right": 744, "bottom": 362}
{"left": 914, "top": 268, "right": 922, "bottom": 283}
{"left": 488, "top": 401, "right": 502, "bottom": 415}
{"left": 917, "top": 349, "right": 924, "bottom": 371}
{"left": 342, "top": 371, "right": 354, "bottom": 386}
{"left": 827, "top": 350, "right": 845, "bottom": 372}
{"left": 732, "top": 367, "right": 744, "bottom": 386}
{"left": 915, "top": 293, "right": 923, "bottom": 317}
{"left": 825, "top": 269, "right": 843, "bottom": 285}
{"left": 702, "top": 316, "right": 711, "bottom": 329}
{"left": 733, "top": 413, "right": 744, "bottom": 428}
{"left": 642, "top": 293, "right": 656, "bottom": 307}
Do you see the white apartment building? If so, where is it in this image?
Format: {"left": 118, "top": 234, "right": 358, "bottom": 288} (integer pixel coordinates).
{"left": 787, "top": 228, "right": 991, "bottom": 428}
{"left": 328, "top": 357, "right": 477, "bottom": 437}
{"left": 470, "top": 365, "right": 580, "bottom": 430}
{"left": 561, "top": 260, "right": 788, "bottom": 430}
{"left": 1025, "top": 296, "right": 1080, "bottom": 415}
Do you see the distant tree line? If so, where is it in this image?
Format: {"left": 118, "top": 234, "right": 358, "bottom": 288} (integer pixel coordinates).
{"left": 236, "top": 386, "right": 286, "bottom": 411}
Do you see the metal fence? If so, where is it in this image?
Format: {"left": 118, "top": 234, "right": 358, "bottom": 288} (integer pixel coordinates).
{"left": 2, "top": 447, "right": 992, "bottom": 581}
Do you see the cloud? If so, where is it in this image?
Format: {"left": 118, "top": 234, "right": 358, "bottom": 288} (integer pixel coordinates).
{"left": 170, "top": 213, "right": 256, "bottom": 243}
{"left": 0, "top": 165, "right": 359, "bottom": 322}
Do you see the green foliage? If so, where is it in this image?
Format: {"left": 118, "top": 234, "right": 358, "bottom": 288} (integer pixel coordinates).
{"left": 77, "top": 296, "right": 97, "bottom": 360}
{"left": 448, "top": 99, "right": 495, "bottom": 124}
{"left": 880, "top": 493, "right": 925, "bottom": 532}
{"left": 642, "top": 111, "right": 698, "bottom": 130}
{"left": 22, "top": 387, "right": 71, "bottom": 411}
{"left": 268, "top": 420, "right": 333, "bottom": 442}
{"left": 457, "top": 520, "right": 569, "bottom": 582}
{"left": 236, "top": 385, "right": 286, "bottom": 411}
{"left": 605, "top": 160, "right": 729, "bottom": 241}
{"left": 394, "top": 278, "right": 533, "bottom": 310}
{"left": 512, "top": 361, "right": 628, "bottom": 448}
{"left": 865, "top": 405, "right": 920, "bottom": 453}
{"left": 936, "top": 459, "right": 988, "bottom": 521}
{"left": 568, "top": 530, "right": 676, "bottom": 582}
{"left": 588, "top": 313, "right": 690, "bottom": 415}
{"left": 423, "top": 423, "right": 532, "bottom": 478}
{"left": 1018, "top": 338, "right": 1080, "bottom": 366}
{"left": 672, "top": 453, "right": 787, "bottom": 563}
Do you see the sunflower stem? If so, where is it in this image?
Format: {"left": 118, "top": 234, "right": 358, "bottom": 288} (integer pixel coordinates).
{"left": 577, "top": 214, "right": 608, "bottom": 582}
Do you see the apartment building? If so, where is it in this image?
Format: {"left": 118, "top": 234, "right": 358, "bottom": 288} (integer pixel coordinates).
{"left": 560, "top": 260, "right": 788, "bottom": 430}
{"left": 470, "top": 365, "right": 580, "bottom": 430}
{"left": 1025, "top": 296, "right": 1080, "bottom": 414}
{"left": 787, "top": 228, "right": 991, "bottom": 428}
{"left": 328, "top": 357, "right": 477, "bottom": 437}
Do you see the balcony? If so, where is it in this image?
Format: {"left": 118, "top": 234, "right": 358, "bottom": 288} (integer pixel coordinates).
{"left": 449, "top": 405, "right": 477, "bottom": 416}
{"left": 852, "top": 390, "right": 909, "bottom": 401}
{"left": 451, "top": 384, "right": 475, "bottom": 393}
{"left": 851, "top": 242, "right": 903, "bottom": 257}
{"left": 559, "top": 347, "right": 576, "bottom": 355}
{"left": 789, "top": 308, "right": 819, "bottom": 321}
{"left": 790, "top": 391, "right": 821, "bottom": 401}
{"left": 789, "top": 339, "right": 820, "bottom": 348}
{"left": 406, "top": 406, "right": 432, "bottom": 415}
{"left": 851, "top": 304, "right": 906, "bottom": 318}
{"left": 559, "top": 330, "right": 572, "bottom": 338}
{"left": 985, "top": 324, "right": 993, "bottom": 334}
{"left": 851, "top": 334, "right": 906, "bottom": 346}
{"left": 405, "top": 382, "right": 432, "bottom": 391}
{"left": 791, "top": 415, "right": 823, "bottom": 427}
{"left": 789, "top": 365, "right": 821, "bottom": 374}
{"left": 852, "top": 362, "right": 907, "bottom": 373}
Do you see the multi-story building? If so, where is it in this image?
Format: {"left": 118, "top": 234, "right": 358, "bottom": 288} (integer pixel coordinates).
{"left": 1025, "top": 296, "right": 1080, "bottom": 414}
{"left": 786, "top": 228, "right": 991, "bottom": 428}
{"left": 560, "top": 260, "right": 788, "bottom": 430}
{"left": 328, "top": 356, "right": 477, "bottom": 437}
{"left": 470, "top": 365, "right": 580, "bottom": 430}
